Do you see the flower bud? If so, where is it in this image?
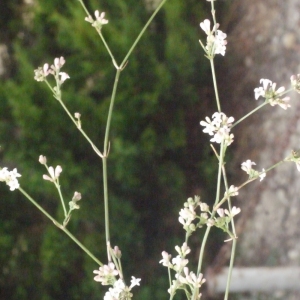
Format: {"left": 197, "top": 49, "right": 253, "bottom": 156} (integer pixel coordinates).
{"left": 39, "top": 155, "right": 47, "bottom": 165}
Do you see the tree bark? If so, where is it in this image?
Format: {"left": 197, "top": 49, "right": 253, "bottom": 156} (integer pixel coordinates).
{"left": 209, "top": 0, "right": 300, "bottom": 298}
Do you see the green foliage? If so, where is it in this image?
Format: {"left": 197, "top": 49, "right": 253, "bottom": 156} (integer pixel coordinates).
{"left": 0, "top": 0, "right": 217, "bottom": 299}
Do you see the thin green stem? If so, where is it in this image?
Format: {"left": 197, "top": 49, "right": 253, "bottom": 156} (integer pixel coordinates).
{"left": 99, "top": 31, "right": 118, "bottom": 67}
{"left": 102, "top": 156, "right": 110, "bottom": 251}
{"left": 18, "top": 187, "right": 103, "bottom": 266}
{"left": 214, "top": 141, "right": 225, "bottom": 207}
{"left": 231, "top": 102, "right": 267, "bottom": 129}
{"left": 77, "top": 0, "right": 90, "bottom": 17}
{"left": 195, "top": 141, "right": 225, "bottom": 281}
{"left": 77, "top": 0, "right": 118, "bottom": 68}
{"left": 55, "top": 96, "right": 103, "bottom": 157}
{"left": 210, "top": 58, "right": 221, "bottom": 112}
{"left": 224, "top": 239, "right": 237, "bottom": 300}
{"left": 56, "top": 180, "right": 67, "bottom": 217}
{"left": 192, "top": 142, "right": 225, "bottom": 300}
{"left": 101, "top": 69, "right": 121, "bottom": 255}
{"left": 103, "top": 69, "right": 121, "bottom": 157}
{"left": 210, "top": 0, "right": 217, "bottom": 26}
{"left": 221, "top": 164, "right": 237, "bottom": 300}
{"left": 121, "top": 0, "right": 168, "bottom": 67}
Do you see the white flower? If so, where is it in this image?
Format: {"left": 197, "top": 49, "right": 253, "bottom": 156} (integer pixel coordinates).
{"left": 177, "top": 267, "right": 206, "bottom": 288}
{"left": 0, "top": 167, "right": 21, "bottom": 191}
{"left": 200, "top": 19, "right": 218, "bottom": 35}
{"left": 269, "top": 96, "right": 291, "bottom": 110}
{"left": 200, "top": 202, "right": 209, "bottom": 212}
{"left": 59, "top": 72, "right": 70, "bottom": 84}
{"left": 241, "top": 160, "right": 256, "bottom": 174}
{"left": 179, "top": 206, "right": 196, "bottom": 226}
{"left": 172, "top": 255, "right": 189, "bottom": 271}
{"left": 85, "top": 11, "right": 108, "bottom": 30}
{"left": 254, "top": 79, "right": 290, "bottom": 109}
{"left": 175, "top": 243, "right": 191, "bottom": 257}
{"left": 39, "top": 155, "right": 47, "bottom": 165}
{"left": 217, "top": 208, "right": 225, "bottom": 217}
{"left": 34, "top": 57, "right": 69, "bottom": 87}
{"left": 103, "top": 279, "right": 125, "bottom": 300}
{"left": 34, "top": 63, "right": 51, "bottom": 81}
{"left": 214, "top": 30, "right": 227, "bottom": 56}
{"left": 199, "top": 19, "right": 227, "bottom": 56}
{"left": 159, "top": 251, "right": 172, "bottom": 267}
{"left": 225, "top": 206, "right": 241, "bottom": 217}
{"left": 259, "top": 168, "right": 266, "bottom": 181}
{"left": 93, "top": 262, "right": 119, "bottom": 285}
{"left": 129, "top": 276, "right": 141, "bottom": 289}
{"left": 43, "top": 165, "right": 62, "bottom": 182}
{"left": 291, "top": 74, "right": 300, "bottom": 93}
{"left": 224, "top": 185, "right": 239, "bottom": 197}
{"left": 200, "top": 112, "right": 234, "bottom": 146}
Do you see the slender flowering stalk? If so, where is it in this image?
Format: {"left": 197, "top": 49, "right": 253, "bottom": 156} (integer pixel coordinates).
{"left": 18, "top": 187, "right": 102, "bottom": 266}
{"left": 34, "top": 2, "right": 169, "bottom": 298}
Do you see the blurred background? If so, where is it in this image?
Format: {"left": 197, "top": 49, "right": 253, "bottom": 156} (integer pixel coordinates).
{"left": 1, "top": 0, "right": 300, "bottom": 299}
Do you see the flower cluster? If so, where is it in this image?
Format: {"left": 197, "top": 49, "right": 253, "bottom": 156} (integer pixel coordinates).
{"left": 291, "top": 74, "right": 300, "bottom": 94}
{"left": 0, "top": 167, "right": 21, "bottom": 191}
{"left": 34, "top": 56, "right": 70, "bottom": 85}
{"left": 241, "top": 160, "right": 266, "bottom": 181}
{"left": 254, "top": 79, "right": 290, "bottom": 110}
{"left": 69, "top": 191, "right": 82, "bottom": 210}
{"left": 178, "top": 196, "right": 208, "bottom": 234}
{"left": 93, "top": 245, "right": 141, "bottom": 300}
{"left": 102, "top": 277, "right": 140, "bottom": 300}
{"left": 85, "top": 11, "right": 108, "bottom": 30}
{"left": 200, "top": 112, "right": 234, "bottom": 146}
{"left": 160, "top": 243, "right": 205, "bottom": 298}
{"left": 213, "top": 206, "right": 241, "bottom": 241}
{"left": 199, "top": 19, "right": 227, "bottom": 57}
{"left": 93, "top": 262, "right": 120, "bottom": 285}
{"left": 224, "top": 185, "right": 239, "bottom": 198}
{"left": 42, "top": 164, "right": 62, "bottom": 183}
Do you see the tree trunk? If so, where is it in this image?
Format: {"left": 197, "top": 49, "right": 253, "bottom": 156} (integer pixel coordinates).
{"left": 209, "top": 0, "right": 300, "bottom": 298}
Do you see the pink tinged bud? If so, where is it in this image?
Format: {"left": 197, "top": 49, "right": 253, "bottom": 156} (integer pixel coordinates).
{"left": 43, "top": 63, "right": 50, "bottom": 76}
{"left": 113, "top": 246, "right": 122, "bottom": 258}
{"left": 74, "top": 112, "right": 81, "bottom": 119}
{"left": 72, "top": 191, "right": 81, "bottom": 201}
{"left": 43, "top": 165, "right": 62, "bottom": 182}
{"left": 39, "top": 155, "right": 47, "bottom": 164}
{"left": 54, "top": 56, "right": 65, "bottom": 69}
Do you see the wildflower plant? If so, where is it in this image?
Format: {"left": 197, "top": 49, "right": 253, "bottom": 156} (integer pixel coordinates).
{"left": 1, "top": 0, "right": 300, "bottom": 299}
